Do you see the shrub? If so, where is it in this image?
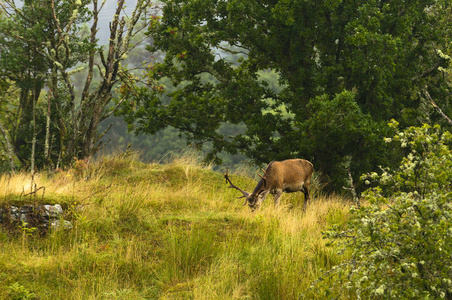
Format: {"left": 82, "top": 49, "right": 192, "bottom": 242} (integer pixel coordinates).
{"left": 321, "top": 122, "right": 452, "bottom": 299}
{"left": 7, "top": 282, "right": 37, "bottom": 300}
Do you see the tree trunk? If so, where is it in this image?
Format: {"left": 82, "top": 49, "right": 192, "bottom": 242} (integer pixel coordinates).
{"left": 0, "top": 120, "right": 15, "bottom": 172}
{"left": 44, "top": 88, "right": 52, "bottom": 164}
{"left": 30, "top": 80, "right": 37, "bottom": 174}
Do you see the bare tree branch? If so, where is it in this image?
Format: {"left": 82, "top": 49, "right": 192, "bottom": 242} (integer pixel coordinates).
{"left": 423, "top": 87, "right": 452, "bottom": 126}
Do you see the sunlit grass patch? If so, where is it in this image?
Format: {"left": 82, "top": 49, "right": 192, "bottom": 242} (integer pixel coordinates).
{"left": 0, "top": 152, "right": 354, "bottom": 299}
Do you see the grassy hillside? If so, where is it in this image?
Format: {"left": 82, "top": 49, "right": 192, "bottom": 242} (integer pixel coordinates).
{"left": 0, "top": 153, "right": 352, "bottom": 299}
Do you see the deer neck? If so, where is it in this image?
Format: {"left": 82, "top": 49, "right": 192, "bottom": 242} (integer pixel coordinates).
{"left": 251, "top": 178, "right": 266, "bottom": 197}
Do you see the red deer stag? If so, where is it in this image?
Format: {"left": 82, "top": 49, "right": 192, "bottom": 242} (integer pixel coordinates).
{"left": 224, "top": 159, "right": 314, "bottom": 211}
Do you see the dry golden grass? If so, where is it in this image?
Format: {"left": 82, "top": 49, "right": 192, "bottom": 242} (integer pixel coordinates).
{"left": 0, "top": 153, "right": 353, "bottom": 299}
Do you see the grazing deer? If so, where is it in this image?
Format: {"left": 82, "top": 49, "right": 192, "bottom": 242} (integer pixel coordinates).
{"left": 224, "top": 159, "right": 314, "bottom": 211}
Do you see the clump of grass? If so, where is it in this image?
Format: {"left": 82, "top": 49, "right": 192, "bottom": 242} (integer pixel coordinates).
{"left": 88, "top": 150, "right": 146, "bottom": 179}
{"left": 157, "top": 221, "right": 221, "bottom": 284}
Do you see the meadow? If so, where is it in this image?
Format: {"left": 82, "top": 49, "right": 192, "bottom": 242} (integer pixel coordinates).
{"left": 0, "top": 152, "right": 352, "bottom": 299}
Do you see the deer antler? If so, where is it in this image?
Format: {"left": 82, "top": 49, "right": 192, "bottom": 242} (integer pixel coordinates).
{"left": 224, "top": 169, "right": 250, "bottom": 205}
{"left": 257, "top": 168, "right": 268, "bottom": 187}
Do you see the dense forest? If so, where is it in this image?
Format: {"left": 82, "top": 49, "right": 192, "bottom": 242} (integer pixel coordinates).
{"left": 1, "top": 0, "right": 452, "bottom": 192}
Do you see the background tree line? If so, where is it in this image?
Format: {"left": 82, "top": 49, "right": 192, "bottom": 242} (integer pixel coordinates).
{"left": 1, "top": 0, "right": 452, "bottom": 193}
{"left": 117, "top": 0, "right": 452, "bottom": 192}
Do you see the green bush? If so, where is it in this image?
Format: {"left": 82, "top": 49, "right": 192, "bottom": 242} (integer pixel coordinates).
{"left": 7, "top": 282, "right": 37, "bottom": 300}
{"left": 321, "top": 122, "right": 452, "bottom": 299}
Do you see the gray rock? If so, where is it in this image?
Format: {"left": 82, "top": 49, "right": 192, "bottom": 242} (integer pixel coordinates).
{"left": 50, "top": 220, "right": 73, "bottom": 230}
{"left": 0, "top": 204, "right": 72, "bottom": 232}
{"left": 43, "top": 204, "right": 63, "bottom": 217}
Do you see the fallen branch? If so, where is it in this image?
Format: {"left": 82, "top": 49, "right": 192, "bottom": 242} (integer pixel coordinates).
{"left": 22, "top": 186, "right": 45, "bottom": 198}
{"left": 424, "top": 87, "right": 452, "bottom": 126}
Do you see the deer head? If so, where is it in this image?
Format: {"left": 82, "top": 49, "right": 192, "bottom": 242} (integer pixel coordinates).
{"left": 224, "top": 169, "right": 267, "bottom": 210}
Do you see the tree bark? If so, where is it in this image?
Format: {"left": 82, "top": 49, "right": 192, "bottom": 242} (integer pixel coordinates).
{"left": 0, "top": 119, "right": 15, "bottom": 172}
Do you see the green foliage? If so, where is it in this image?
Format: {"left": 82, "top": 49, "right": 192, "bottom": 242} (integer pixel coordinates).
{"left": 117, "top": 0, "right": 452, "bottom": 192}
{"left": 302, "top": 90, "right": 391, "bottom": 190}
{"left": 322, "top": 123, "right": 452, "bottom": 299}
{"left": 6, "top": 282, "right": 37, "bottom": 300}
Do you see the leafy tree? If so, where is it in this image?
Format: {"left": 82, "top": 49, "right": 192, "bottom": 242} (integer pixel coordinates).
{"left": 0, "top": 0, "right": 54, "bottom": 170}
{"left": 321, "top": 122, "right": 452, "bottom": 299}
{"left": 0, "top": 0, "right": 154, "bottom": 171}
{"left": 117, "top": 0, "right": 451, "bottom": 191}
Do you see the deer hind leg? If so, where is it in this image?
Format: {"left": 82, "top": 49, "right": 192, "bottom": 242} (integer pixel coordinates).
{"left": 273, "top": 189, "right": 283, "bottom": 207}
{"left": 301, "top": 183, "right": 310, "bottom": 212}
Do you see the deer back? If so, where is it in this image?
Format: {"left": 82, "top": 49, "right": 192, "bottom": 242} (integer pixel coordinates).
{"left": 262, "top": 159, "right": 313, "bottom": 192}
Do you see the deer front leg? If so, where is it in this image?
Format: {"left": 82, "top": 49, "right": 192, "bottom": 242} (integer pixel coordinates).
{"left": 255, "top": 190, "right": 270, "bottom": 209}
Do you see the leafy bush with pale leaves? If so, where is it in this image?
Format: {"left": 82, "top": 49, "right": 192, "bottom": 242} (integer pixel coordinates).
{"left": 321, "top": 121, "right": 452, "bottom": 299}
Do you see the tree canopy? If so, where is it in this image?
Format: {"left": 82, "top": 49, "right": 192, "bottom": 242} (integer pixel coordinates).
{"left": 117, "top": 0, "right": 452, "bottom": 191}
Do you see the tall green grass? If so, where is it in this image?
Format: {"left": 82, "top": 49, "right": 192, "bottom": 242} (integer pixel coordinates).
{"left": 0, "top": 152, "right": 352, "bottom": 299}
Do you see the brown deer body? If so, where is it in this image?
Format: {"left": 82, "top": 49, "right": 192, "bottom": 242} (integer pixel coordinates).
{"left": 224, "top": 159, "right": 314, "bottom": 211}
